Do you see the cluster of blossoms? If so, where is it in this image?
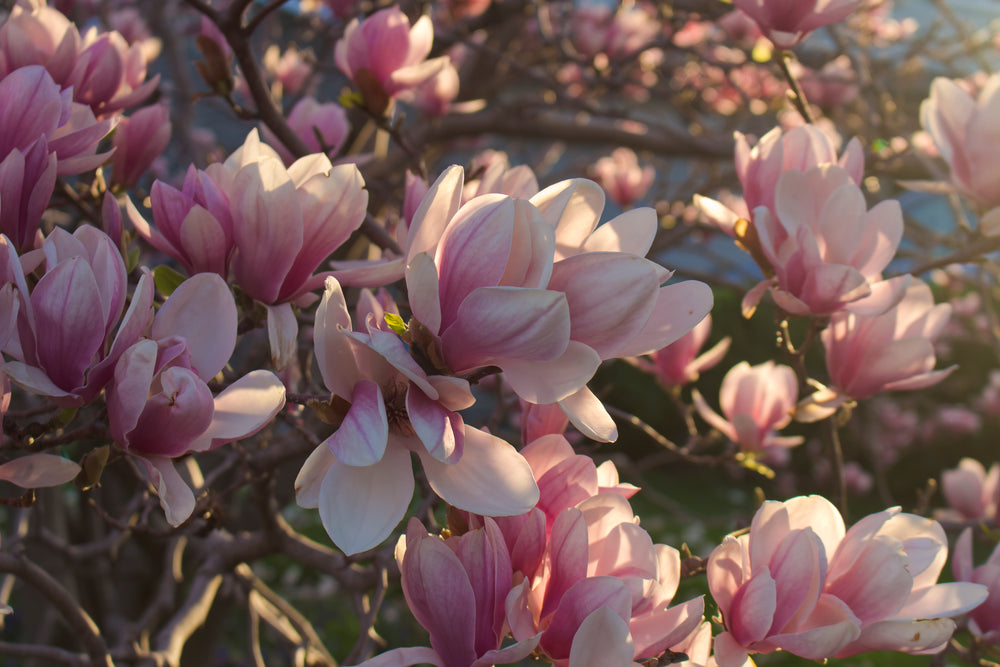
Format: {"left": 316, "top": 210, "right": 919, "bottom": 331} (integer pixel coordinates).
{"left": 0, "top": 0, "right": 999, "bottom": 666}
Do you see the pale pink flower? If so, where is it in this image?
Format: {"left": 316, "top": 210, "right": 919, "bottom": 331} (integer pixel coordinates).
{"left": 111, "top": 104, "right": 171, "bottom": 189}
{"left": 590, "top": 148, "right": 655, "bottom": 209}
{"left": 802, "top": 277, "right": 954, "bottom": 419}
{"left": 693, "top": 361, "right": 803, "bottom": 454}
{"left": 938, "top": 458, "right": 999, "bottom": 523}
{"left": 631, "top": 315, "right": 730, "bottom": 388}
{"left": 920, "top": 73, "right": 1000, "bottom": 209}
{"left": 334, "top": 6, "right": 448, "bottom": 114}
{"left": 106, "top": 8, "right": 162, "bottom": 65}
{"left": 294, "top": 277, "right": 538, "bottom": 555}
{"left": 107, "top": 273, "right": 285, "bottom": 526}
{"left": 262, "top": 44, "right": 312, "bottom": 96}
{"left": 694, "top": 124, "right": 862, "bottom": 241}
{"left": 355, "top": 518, "right": 540, "bottom": 667}
{"left": 747, "top": 165, "right": 903, "bottom": 316}
{"left": 708, "top": 495, "right": 987, "bottom": 666}
{"left": 791, "top": 55, "right": 859, "bottom": 108}
{"left": 261, "top": 96, "right": 350, "bottom": 165}
{"left": 398, "top": 60, "right": 461, "bottom": 117}
{"left": 732, "top": 0, "right": 865, "bottom": 49}
{"left": 827, "top": 507, "right": 986, "bottom": 657}
{"left": 954, "top": 528, "right": 1000, "bottom": 643}
{"left": 0, "top": 2, "right": 159, "bottom": 116}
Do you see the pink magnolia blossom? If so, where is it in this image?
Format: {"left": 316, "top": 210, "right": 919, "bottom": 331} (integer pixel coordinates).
{"left": 334, "top": 6, "right": 448, "bottom": 114}
{"left": 590, "top": 147, "right": 655, "bottom": 209}
{"left": 747, "top": 165, "right": 903, "bottom": 316}
{"left": 694, "top": 124, "right": 862, "bottom": 240}
{"left": 111, "top": 104, "right": 171, "bottom": 189}
{"left": 937, "top": 458, "right": 999, "bottom": 523}
{"left": 127, "top": 163, "right": 234, "bottom": 278}
{"left": 0, "top": 65, "right": 114, "bottom": 178}
{"left": 262, "top": 44, "right": 312, "bottom": 96}
{"left": 801, "top": 277, "right": 955, "bottom": 419}
{"left": 131, "top": 130, "right": 368, "bottom": 369}
{"left": 1, "top": 227, "right": 140, "bottom": 407}
{"left": 106, "top": 273, "right": 285, "bottom": 525}
{"left": 954, "top": 528, "right": 1000, "bottom": 643}
{"left": 294, "top": 277, "right": 538, "bottom": 555}
{"left": 630, "top": 315, "right": 730, "bottom": 389}
{"left": 709, "top": 495, "right": 987, "bottom": 666}
{"left": 732, "top": 0, "right": 865, "bottom": 49}
{"left": 0, "top": 2, "right": 159, "bottom": 116}
{"left": 0, "top": 135, "right": 56, "bottom": 252}
{"left": 397, "top": 60, "right": 461, "bottom": 117}
{"left": 693, "top": 361, "right": 803, "bottom": 454}
{"left": 261, "top": 96, "right": 349, "bottom": 165}
{"left": 355, "top": 518, "right": 540, "bottom": 667}
{"left": 919, "top": 73, "right": 1000, "bottom": 209}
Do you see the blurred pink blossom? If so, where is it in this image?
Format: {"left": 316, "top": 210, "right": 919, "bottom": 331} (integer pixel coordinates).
{"left": 938, "top": 458, "right": 999, "bottom": 523}
{"left": 954, "top": 528, "right": 1000, "bottom": 643}
{"left": 630, "top": 315, "right": 730, "bottom": 389}
{"left": 263, "top": 44, "right": 312, "bottom": 95}
{"left": 261, "top": 96, "right": 350, "bottom": 165}
{"left": 590, "top": 147, "right": 655, "bottom": 209}
{"left": 693, "top": 360, "right": 803, "bottom": 455}
{"left": 732, "top": 0, "right": 865, "bottom": 49}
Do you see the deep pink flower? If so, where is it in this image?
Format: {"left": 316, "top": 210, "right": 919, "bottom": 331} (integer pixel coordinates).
{"left": 111, "top": 104, "right": 171, "bottom": 189}
{"left": 0, "top": 136, "right": 57, "bottom": 252}
{"left": 732, "top": 0, "right": 865, "bottom": 49}
{"left": 0, "top": 2, "right": 159, "bottom": 116}
{"left": 106, "top": 273, "right": 285, "bottom": 525}
{"left": 294, "top": 277, "right": 538, "bottom": 555}
{"left": 334, "top": 7, "right": 448, "bottom": 114}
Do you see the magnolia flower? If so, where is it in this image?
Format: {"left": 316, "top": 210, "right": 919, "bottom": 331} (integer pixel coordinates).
{"left": 106, "top": 273, "right": 285, "bottom": 525}
{"left": 937, "top": 458, "right": 999, "bottom": 523}
{"left": 800, "top": 277, "right": 955, "bottom": 420}
{"left": 334, "top": 6, "right": 448, "bottom": 115}
{"left": 630, "top": 315, "right": 731, "bottom": 389}
{"left": 919, "top": 74, "right": 1000, "bottom": 210}
{"left": 111, "top": 104, "right": 171, "bottom": 189}
{"left": 590, "top": 148, "right": 655, "bottom": 209}
{"left": 954, "top": 528, "right": 1000, "bottom": 643}
{"left": 0, "top": 2, "right": 159, "bottom": 116}
{"left": 693, "top": 361, "right": 803, "bottom": 455}
{"left": 732, "top": 0, "right": 865, "bottom": 49}
{"left": 746, "top": 165, "right": 903, "bottom": 317}
{"left": 294, "top": 277, "right": 538, "bottom": 555}
{"left": 709, "top": 495, "right": 987, "bottom": 666}
{"left": 261, "top": 96, "right": 349, "bottom": 165}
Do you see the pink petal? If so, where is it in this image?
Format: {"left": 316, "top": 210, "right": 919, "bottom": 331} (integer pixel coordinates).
{"left": 614, "top": 281, "right": 714, "bottom": 358}
{"left": 501, "top": 341, "right": 601, "bottom": 404}
{"left": 187, "top": 370, "right": 286, "bottom": 452}
{"left": 407, "top": 165, "right": 464, "bottom": 264}
{"left": 294, "top": 442, "right": 335, "bottom": 509}
{"left": 407, "top": 385, "right": 463, "bottom": 463}
{"left": 567, "top": 606, "right": 635, "bottom": 667}
{"left": 558, "top": 386, "right": 617, "bottom": 442}
{"left": 324, "top": 379, "right": 388, "bottom": 467}
{"left": 418, "top": 426, "right": 539, "bottom": 516}
{"left": 0, "top": 453, "right": 79, "bottom": 488}
{"left": 265, "top": 301, "right": 297, "bottom": 371}
{"left": 152, "top": 273, "right": 236, "bottom": 381}
{"left": 135, "top": 454, "right": 196, "bottom": 527}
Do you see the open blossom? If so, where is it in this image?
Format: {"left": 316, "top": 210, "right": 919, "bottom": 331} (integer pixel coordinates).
{"left": 693, "top": 361, "right": 803, "bottom": 455}
{"left": 356, "top": 518, "right": 540, "bottom": 667}
{"left": 630, "top": 315, "right": 730, "bottom": 389}
{"left": 0, "top": 1, "right": 159, "bottom": 116}
{"left": 937, "top": 458, "right": 999, "bottom": 522}
{"left": 335, "top": 6, "right": 448, "bottom": 114}
{"left": 294, "top": 277, "right": 538, "bottom": 555}
{"left": 746, "top": 164, "right": 903, "bottom": 317}
{"left": 920, "top": 73, "right": 1000, "bottom": 209}
{"left": 709, "top": 495, "right": 987, "bottom": 667}
{"left": 129, "top": 130, "right": 368, "bottom": 369}
{"left": 732, "top": 0, "right": 865, "bottom": 49}
{"left": 800, "top": 277, "right": 955, "bottom": 420}
{"left": 1, "top": 227, "right": 138, "bottom": 407}
{"left": 106, "top": 273, "right": 285, "bottom": 526}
